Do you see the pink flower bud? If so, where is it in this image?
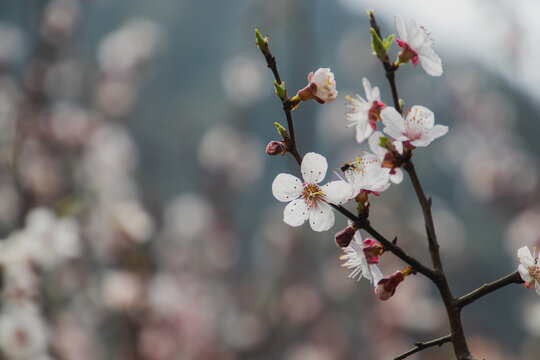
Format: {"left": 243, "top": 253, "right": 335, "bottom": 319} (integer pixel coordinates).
{"left": 266, "top": 141, "right": 286, "bottom": 156}
{"left": 295, "top": 68, "right": 337, "bottom": 104}
{"left": 362, "top": 238, "right": 383, "bottom": 264}
{"left": 375, "top": 271, "right": 405, "bottom": 301}
{"left": 334, "top": 226, "right": 356, "bottom": 248}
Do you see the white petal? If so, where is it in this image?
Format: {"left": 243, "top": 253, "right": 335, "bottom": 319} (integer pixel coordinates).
{"left": 369, "top": 264, "right": 384, "bottom": 285}
{"left": 381, "top": 107, "right": 406, "bottom": 139}
{"left": 393, "top": 140, "right": 404, "bottom": 154}
{"left": 355, "top": 123, "right": 374, "bottom": 144}
{"left": 518, "top": 246, "right": 534, "bottom": 267}
{"left": 283, "top": 199, "right": 309, "bottom": 227}
{"left": 362, "top": 77, "right": 372, "bottom": 99}
{"left": 322, "top": 181, "right": 353, "bottom": 205}
{"left": 518, "top": 264, "right": 532, "bottom": 283}
{"left": 418, "top": 47, "right": 443, "bottom": 77}
{"left": 309, "top": 202, "right": 334, "bottom": 232}
{"left": 390, "top": 168, "right": 404, "bottom": 184}
{"left": 368, "top": 131, "right": 386, "bottom": 158}
{"left": 272, "top": 174, "right": 303, "bottom": 202}
{"left": 426, "top": 124, "right": 448, "bottom": 139}
{"left": 301, "top": 152, "right": 328, "bottom": 184}
{"left": 406, "top": 18, "right": 424, "bottom": 49}
{"left": 406, "top": 105, "right": 434, "bottom": 132}
{"left": 394, "top": 15, "right": 407, "bottom": 41}
{"left": 535, "top": 282, "right": 540, "bottom": 296}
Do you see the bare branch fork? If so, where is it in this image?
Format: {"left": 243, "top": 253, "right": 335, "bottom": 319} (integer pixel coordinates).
{"left": 256, "top": 14, "right": 524, "bottom": 359}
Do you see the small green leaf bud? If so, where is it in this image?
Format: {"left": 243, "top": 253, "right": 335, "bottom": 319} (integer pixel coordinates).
{"left": 274, "top": 122, "right": 289, "bottom": 139}
{"left": 274, "top": 80, "right": 286, "bottom": 100}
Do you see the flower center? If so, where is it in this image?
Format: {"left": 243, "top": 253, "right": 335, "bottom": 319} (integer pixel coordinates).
{"left": 302, "top": 183, "right": 324, "bottom": 209}
{"left": 368, "top": 100, "right": 385, "bottom": 130}
{"left": 528, "top": 265, "right": 540, "bottom": 282}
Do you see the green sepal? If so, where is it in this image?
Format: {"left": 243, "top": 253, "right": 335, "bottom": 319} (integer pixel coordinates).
{"left": 379, "top": 136, "right": 392, "bottom": 150}
{"left": 274, "top": 80, "right": 286, "bottom": 100}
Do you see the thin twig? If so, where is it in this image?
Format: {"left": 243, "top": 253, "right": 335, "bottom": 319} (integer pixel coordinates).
{"left": 393, "top": 334, "right": 452, "bottom": 360}
{"left": 368, "top": 12, "right": 402, "bottom": 115}
{"left": 457, "top": 271, "right": 523, "bottom": 309}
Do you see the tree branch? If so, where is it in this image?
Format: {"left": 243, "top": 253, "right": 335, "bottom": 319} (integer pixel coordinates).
{"left": 403, "top": 160, "right": 443, "bottom": 272}
{"left": 393, "top": 334, "right": 452, "bottom": 360}
{"left": 256, "top": 33, "right": 302, "bottom": 165}
{"left": 457, "top": 271, "right": 523, "bottom": 309}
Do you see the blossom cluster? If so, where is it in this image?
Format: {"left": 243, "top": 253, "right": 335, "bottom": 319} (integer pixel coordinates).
{"left": 268, "top": 15, "right": 450, "bottom": 300}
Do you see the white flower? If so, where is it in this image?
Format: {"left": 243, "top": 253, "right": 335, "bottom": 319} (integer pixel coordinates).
{"left": 381, "top": 105, "right": 448, "bottom": 147}
{"left": 346, "top": 78, "right": 385, "bottom": 144}
{"left": 0, "top": 303, "right": 49, "bottom": 359}
{"left": 295, "top": 68, "right": 337, "bottom": 104}
{"left": 24, "top": 207, "right": 80, "bottom": 269}
{"left": 517, "top": 246, "right": 540, "bottom": 295}
{"left": 342, "top": 153, "right": 391, "bottom": 197}
{"left": 272, "top": 152, "right": 352, "bottom": 232}
{"left": 368, "top": 131, "right": 404, "bottom": 184}
{"left": 394, "top": 15, "right": 442, "bottom": 77}
{"left": 340, "top": 225, "right": 383, "bottom": 284}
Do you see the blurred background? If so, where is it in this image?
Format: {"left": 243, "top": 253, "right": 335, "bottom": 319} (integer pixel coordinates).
{"left": 0, "top": 0, "right": 539, "bottom": 359}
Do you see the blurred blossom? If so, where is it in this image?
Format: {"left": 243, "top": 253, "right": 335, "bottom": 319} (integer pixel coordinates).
{"left": 203, "top": 225, "right": 239, "bottom": 271}
{"left": 97, "top": 17, "right": 162, "bottom": 77}
{"left": 320, "top": 256, "right": 355, "bottom": 300}
{"left": 0, "top": 181, "right": 20, "bottom": 224}
{"left": 54, "top": 314, "right": 99, "bottom": 360}
{"left": 41, "top": 0, "right": 79, "bottom": 43}
{"left": 18, "top": 141, "right": 65, "bottom": 202}
{"left": 0, "top": 303, "right": 49, "bottom": 359}
{"left": 460, "top": 141, "right": 538, "bottom": 202}
{"left": 95, "top": 77, "right": 137, "bottom": 118}
{"left": 221, "top": 54, "right": 269, "bottom": 106}
{"left": 285, "top": 344, "right": 334, "bottom": 360}
{"left": 198, "top": 125, "right": 263, "bottom": 189}
{"left": 260, "top": 205, "right": 297, "bottom": 256}
{"left": 0, "top": 23, "right": 24, "bottom": 65}
{"left": 522, "top": 300, "right": 540, "bottom": 337}
{"left": 468, "top": 336, "right": 507, "bottom": 360}
{"left": 0, "top": 78, "right": 20, "bottom": 146}
{"left": 162, "top": 193, "right": 215, "bottom": 242}
{"left": 44, "top": 59, "right": 89, "bottom": 100}
{"left": 101, "top": 270, "right": 144, "bottom": 311}
{"left": 505, "top": 207, "right": 540, "bottom": 256}
{"left": 109, "top": 201, "right": 155, "bottom": 244}
{"left": 281, "top": 284, "right": 323, "bottom": 325}
{"left": 147, "top": 273, "right": 183, "bottom": 315}
{"left": 24, "top": 207, "right": 80, "bottom": 269}
{"left": 82, "top": 123, "right": 139, "bottom": 201}
{"left": 316, "top": 96, "right": 356, "bottom": 146}
{"left": 410, "top": 200, "right": 466, "bottom": 259}
{"left": 48, "top": 102, "right": 96, "bottom": 147}
{"left": 221, "top": 311, "right": 267, "bottom": 350}
{"left": 379, "top": 275, "right": 445, "bottom": 332}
